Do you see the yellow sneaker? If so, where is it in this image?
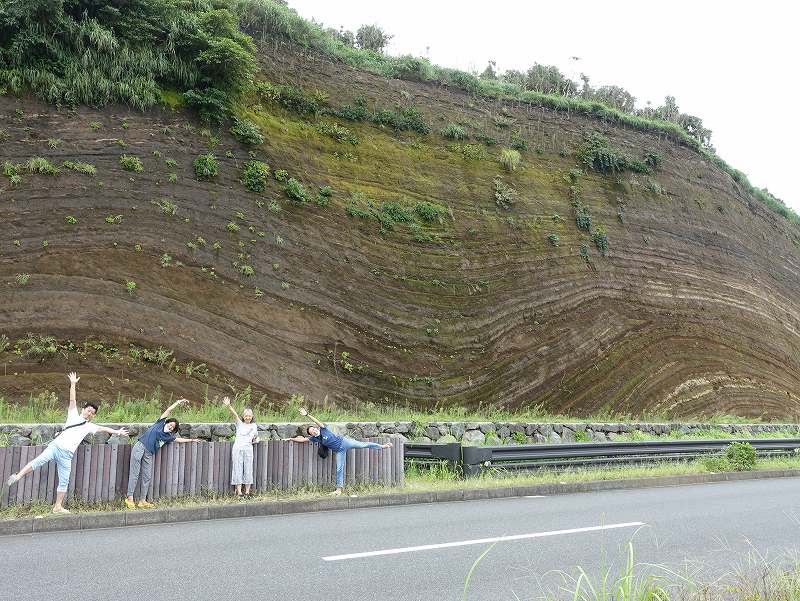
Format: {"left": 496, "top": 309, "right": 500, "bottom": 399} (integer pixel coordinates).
{"left": 124, "top": 499, "right": 136, "bottom": 510}
{"left": 137, "top": 500, "right": 155, "bottom": 509}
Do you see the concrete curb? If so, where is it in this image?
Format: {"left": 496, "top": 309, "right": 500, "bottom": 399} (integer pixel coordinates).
{"left": 2, "top": 468, "right": 798, "bottom": 536}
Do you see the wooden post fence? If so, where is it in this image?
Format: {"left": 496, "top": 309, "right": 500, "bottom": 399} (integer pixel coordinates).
{"left": 0, "top": 438, "right": 404, "bottom": 508}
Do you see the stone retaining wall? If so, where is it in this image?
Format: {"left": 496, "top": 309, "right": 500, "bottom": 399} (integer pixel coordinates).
{"left": 2, "top": 421, "right": 798, "bottom": 447}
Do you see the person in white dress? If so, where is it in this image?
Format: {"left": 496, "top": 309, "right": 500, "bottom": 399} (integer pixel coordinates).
{"left": 4, "top": 372, "right": 128, "bottom": 513}
{"left": 223, "top": 396, "right": 259, "bottom": 497}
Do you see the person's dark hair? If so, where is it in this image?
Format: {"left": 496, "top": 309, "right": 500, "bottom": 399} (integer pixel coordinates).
{"left": 165, "top": 417, "right": 179, "bottom": 432}
{"left": 83, "top": 402, "right": 99, "bottom": 413}
{"left": 310, "top": 425, "right": 329, "bottom": 458}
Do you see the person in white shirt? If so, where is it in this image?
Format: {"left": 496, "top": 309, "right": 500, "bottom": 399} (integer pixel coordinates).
{"left": 222, "top": 396, "right": 259, "bottom": 497}
{"left": 4, "top": 372, "right": 128, "bottom": 513}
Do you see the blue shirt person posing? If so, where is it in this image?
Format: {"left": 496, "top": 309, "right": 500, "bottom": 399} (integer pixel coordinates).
{"left": 286, "top": 405, "right": 393, "bottom": 496}
{"left": 125, "top": 398, "right": 200, "bottom": 509}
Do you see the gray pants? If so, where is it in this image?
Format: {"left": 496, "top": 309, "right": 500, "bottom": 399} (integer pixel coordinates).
{"left": 231, "top": 445, "right": 254, "bottom": 485}
{"left": 127, "top": 441, "right": 154, "bottom": 498}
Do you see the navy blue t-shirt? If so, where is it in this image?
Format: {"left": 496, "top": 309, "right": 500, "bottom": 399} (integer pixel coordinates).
{"left": 138, "top": 418, "right": 177, "bottom": 454}
{"left": 309, "top": 426, "right": 343, "bottom": 452}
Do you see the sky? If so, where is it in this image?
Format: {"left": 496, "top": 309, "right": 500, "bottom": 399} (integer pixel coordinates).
{"left": 287, "top": 0, "right": 798, "bottom": 211}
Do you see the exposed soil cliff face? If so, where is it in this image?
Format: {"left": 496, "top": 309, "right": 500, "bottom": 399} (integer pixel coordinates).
{"left": 2, "top": 40, "right": 799, "bottom": 418}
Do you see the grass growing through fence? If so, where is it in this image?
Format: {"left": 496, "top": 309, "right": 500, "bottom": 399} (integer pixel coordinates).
{"left": 4, "top": 455, "right": 798, "bottom": 520}
{"left": 404, "top": 454, "right": 800, "bottom": 493}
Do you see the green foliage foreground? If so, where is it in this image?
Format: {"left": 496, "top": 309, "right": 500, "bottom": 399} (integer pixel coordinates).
{"left": 0, "top": 0, "right": 257, "bottom": 110}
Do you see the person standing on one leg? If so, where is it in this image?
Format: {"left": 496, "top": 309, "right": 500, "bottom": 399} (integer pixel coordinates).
{"left": 125, "top": 398, "right": 199, "bottom": 509}
{"left": 286, "top": 406, "right": 392, "bottom": 496}
{"left": 222, "top": 396, "right": 259, "bottom": 497}
{"left": 5, "top": 372, "right": 128, "bottom": 513}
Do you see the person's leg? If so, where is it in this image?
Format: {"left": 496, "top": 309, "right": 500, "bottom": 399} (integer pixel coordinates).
{"left": 331, "top": 449, "right": 346, "bottom": 494}
{"left": 138, "top": 449, "right": 154, "bottom": 507}
{"left": 7, "top": 443, "right": 56, "bottom": 486}
{"left": 342, "top": 438, "right": 383, "bottom": 450}
{"left": 243, "top": 446, "right": 254, "bottom": 495}
{"left": 126, "top": 441, "right": 145, "bottom": 504}
{"left": 231, "top": 447, "right": 244, "bottom": 495}
{"left": 52, "top": 447, "right": 74, "bottom": 513}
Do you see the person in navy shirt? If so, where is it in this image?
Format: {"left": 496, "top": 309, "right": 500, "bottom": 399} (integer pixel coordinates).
{"left": 125, "top": 398, "right": 200, "bottom": 509}
{"left": 287, "top": 406, "right": 392, "bottom": 495}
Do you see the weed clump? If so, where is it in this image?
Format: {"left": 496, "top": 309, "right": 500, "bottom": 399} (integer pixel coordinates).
{"left": 317, "top": 121, "right": 358, "bottom": 145}
{"left": 576, "top": 132, "right": 628, "bottom": 174}
{"left": 592, "top": 226, "right": 609, "bottom": 255}
{"left": 18, "top": 334, "right": 58, "bottom": 361}
{"left": 726, "top": 441, "right": 756, "bottom": 470}
{"left": 26, "top": 157, "right": 60, "bottom": 175}
{"left": 575, "top": 206, "right": 592, "bottom": 231}
{"left": 499, "top": 148, "right": 521, "bottom": 171}
{"left": 154, "top": 198, "right": 178, "bottom": 216}
{"left": 493, "top": 177, "right": 517, "bottom": 210}
{"left": 229, "top": 117, "right": 263, "bottom": 145}
{"left": 62, "top": 161, "right": 96, "bottom": 176}
{"left": 241, "top": 160, "right": 270, "bottom": 192}
{"left": 440, "top": 123, "right": 468, "bottom": 140}
{"left": 284, "top": 178, "right": 308, "bottom": 203}
{"left": 414, "top": 201, "right": 448, "bottom": 223}
{"left": 119, "top": 155, "right": 143, "bottom": 173}
{"left": 193, "top": 153, "right": 218, "bottom": 179}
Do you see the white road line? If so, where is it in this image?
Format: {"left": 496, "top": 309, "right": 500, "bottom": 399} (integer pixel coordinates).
{"left": 322, "top": 522, "right": 645, "bottom": 561}
{"left": 524, "top": 495, "right": 546, "bottom": 498}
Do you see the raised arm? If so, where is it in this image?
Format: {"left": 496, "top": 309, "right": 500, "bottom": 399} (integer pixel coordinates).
{"left": 222, "top": 396, "right": 240, "bottom": 422}
{"left": 96, "top": 426, "right": 130, "bottom": 436}
{"left": 67, "top": 372, "right": 80, "bottom": 412}
{"left": 160, "top": 398, "right": 189, "bottom": 419}
{"left": 298, "top": 406, "right": 324, "bottom": 429}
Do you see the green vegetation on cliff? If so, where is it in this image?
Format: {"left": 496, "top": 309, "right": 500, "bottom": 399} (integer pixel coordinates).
{"left": 0, "top": 0, "right": 257, "bottom": 109}
{"left": 0, "top": 0, "right": 793, "bottom": 223}
{"left": 1, "top": 2, "right": 799, "bottom": 418}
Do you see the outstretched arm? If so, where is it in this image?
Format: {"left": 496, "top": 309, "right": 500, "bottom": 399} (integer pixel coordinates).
{"left": 96, "top": 426, "right": 130, "bottom": 436}
{"left": 160, "top": 398, "right": 189, "bottom": 419}
{"left": 285, "top": 436, "right": 309, "bottom": 443}
{"left": 298, "top": 407, "right": 324, "bottom": 429}
{"left": 67, "top": 372, "right": 80, "bottom": 412}
{"left": 222, "top": 396, "right": 240, "bottom": 422}
{"left": 175, "top": 437, "right": 201, "bottom": 443}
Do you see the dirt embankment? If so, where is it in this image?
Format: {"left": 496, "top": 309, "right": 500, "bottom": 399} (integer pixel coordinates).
{"left": 1, "top": 40, "right": 799, "bottom": 418}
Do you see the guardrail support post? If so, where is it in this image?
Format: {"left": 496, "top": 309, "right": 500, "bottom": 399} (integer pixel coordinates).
{"left": 461, "top": 446, "right": 492, "bottom": 478}
{"left": 431, "top": 443, "right": 462, "bottom": 474}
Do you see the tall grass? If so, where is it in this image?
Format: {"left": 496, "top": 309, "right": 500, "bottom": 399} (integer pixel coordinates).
{"left": 1, "top": 391, "right": 797, "bottom": 425}
{"left": 0, "top": 387, "right": 797, "bottom": 424}
{"left": 545, "top": 540, "right": 682, "bottom": 600}
{"left": 462, "top": 535, "right": 800, "bottom": 600}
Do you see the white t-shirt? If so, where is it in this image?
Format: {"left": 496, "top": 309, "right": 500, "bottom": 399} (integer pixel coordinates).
{"left": 53, "top": 407, "right": 99, "bottom": 453}
{"left": 233, "top": 421, "right": 258, "bottom": 449}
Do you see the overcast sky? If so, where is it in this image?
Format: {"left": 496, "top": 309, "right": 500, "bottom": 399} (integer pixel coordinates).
{"left": 288, "top": 1, "right": 798, "bottom": 211}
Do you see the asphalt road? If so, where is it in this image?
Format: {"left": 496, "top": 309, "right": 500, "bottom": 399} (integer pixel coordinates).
{"left": 2, "top": 478, "right": 800, "bottom": 601}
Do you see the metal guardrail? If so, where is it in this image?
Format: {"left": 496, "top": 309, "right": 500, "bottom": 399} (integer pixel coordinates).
{"left": 404, "top": 438, "right": 800, "bottom": 477}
